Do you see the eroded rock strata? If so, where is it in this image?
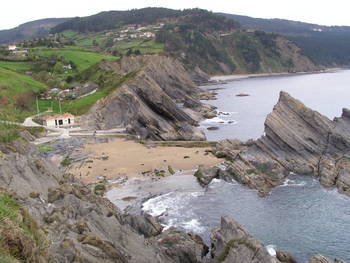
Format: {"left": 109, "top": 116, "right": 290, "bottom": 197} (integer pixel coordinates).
{"left": 81, "top": 55, "right": 216, "bottom": 141}
{"left": 0, "top": 139, "right": 347, "bottom": 262}
{"left": 212, "top": 91, "right": 350, "bottom": 196}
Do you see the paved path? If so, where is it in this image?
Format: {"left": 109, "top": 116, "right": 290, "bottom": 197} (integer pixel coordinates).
{"left": 1, "top": 116, "right": 127, "bottom": 145}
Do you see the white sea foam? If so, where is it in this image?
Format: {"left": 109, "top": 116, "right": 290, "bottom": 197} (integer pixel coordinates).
{"left": 142, "top": 191, "right": 206, "bottom": 233}
{"left": 266, "top": 244, "right": 277, "bottom": 257}
{"left": 202, "top": 117, "right": 238, "bottom": 125}
{"left": 142, "top": 192, "right": 174, "bottom": 217}
{"left": 278, "top": 178, "right": 307, "bottom": 187}
{"left": 218, "top": 111, "right": 238, "bottom": 115}
{"left": 211, "top": 178, "right": 222, "bottom": 184}
{"left": 181, "top": 219, "right": 206, "bottom": 233}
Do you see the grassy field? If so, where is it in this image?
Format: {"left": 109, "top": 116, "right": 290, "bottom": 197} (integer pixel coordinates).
{"left": 32, "top": 49, "right": 116, "bottom": 72}
{"left": 0, "top": 67, "right": 49, "bottom": 121}
{"left": 0, "top": 67, "right": 47, "bottom": 98}
{"left": 0, "top": 61, "right": 31, "bottom": 72}
{"left": 76, "top": 36, "right": 108, "bottom": 46}
{"left": 116, "top": 39, "right": 164, "bottom": 54}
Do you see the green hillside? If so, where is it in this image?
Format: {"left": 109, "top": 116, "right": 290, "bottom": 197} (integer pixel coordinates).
{"left": 220, "top": 13, "right": 350, "bottom": 66}
{"left": 0, "top": 67, "right": 48, "bottom": 121}
{"left": 155, "top": 10, "right": 313, "bottom": 74}
{"left": 32, "top": 48, "right": 116, "bottom": 72}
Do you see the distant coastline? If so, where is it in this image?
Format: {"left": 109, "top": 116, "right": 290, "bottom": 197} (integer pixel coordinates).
{"left": 210, "top": 67, "right": 345, "bottom": 82}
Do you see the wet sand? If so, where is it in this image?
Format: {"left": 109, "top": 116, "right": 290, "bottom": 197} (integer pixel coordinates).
{"left": 69, "top": 138, "right": 220, "bottom": 182}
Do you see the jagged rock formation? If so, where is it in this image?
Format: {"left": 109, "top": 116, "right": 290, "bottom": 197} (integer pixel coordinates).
{"left": 0, "top": 139, "right": 348, "bottom": 262}
{"left": 81, "top": 55, "right": 216, "bottom": 141}
{"left": 210, "top": 216, "right": 280, "bottom": 263}
{"left": 213, "top": 91, "right": 350, "bottom": 196}
{"left": 309, "top": 255, "right": 346, "bottom": 263}
{"left": 0, "top": 140, "right": 208, "bottom": 262}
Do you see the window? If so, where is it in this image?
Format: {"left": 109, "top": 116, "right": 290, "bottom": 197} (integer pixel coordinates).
{"left": 58, "top": 120, "right": 63, "bottom": 125}
{"left": 68, "top": 118, "right": 71, "bottom": 124}
{"left": 55, "top": 120, "right": 58, "bottom": 126}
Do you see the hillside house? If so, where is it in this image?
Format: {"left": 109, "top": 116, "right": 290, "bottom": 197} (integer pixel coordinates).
{"left": 42, "top": 113, "right": 75, "bottom": 127}
{"left": 8, "top": 44, "right": 17, "bottom": 51}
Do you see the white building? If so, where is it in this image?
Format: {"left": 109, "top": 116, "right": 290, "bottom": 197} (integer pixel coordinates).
{"left": 8, "top": 44, "right": 17, "bottom": 51}
{"left": 42, "top": 113, "right": 75, "bottom": 127}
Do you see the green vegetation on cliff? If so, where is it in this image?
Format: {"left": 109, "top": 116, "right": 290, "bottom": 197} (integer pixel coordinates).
{"left": 0, "top": 193, "right": 49, "bottom": 262}
{"left": 220, "top": 13, "right": 350, "bottom": 66}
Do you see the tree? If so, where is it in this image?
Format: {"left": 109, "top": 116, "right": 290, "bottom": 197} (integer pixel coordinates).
{"left": 53, "top": 62, "right": 64, "bottom": 74}
{"left": 15, "top": 91, "right": 35, "bottom": 111}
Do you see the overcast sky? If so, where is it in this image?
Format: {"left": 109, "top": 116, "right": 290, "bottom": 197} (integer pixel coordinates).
{"left": 1, "top": 0, "right": 350, "bottom": 30}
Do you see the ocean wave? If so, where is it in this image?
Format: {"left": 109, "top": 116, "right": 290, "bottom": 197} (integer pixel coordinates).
{"left": 266, "top": 244, "right": 277, "bottom": 257}
{"left": 202, "top": 117, "right": 238, "bottom": 125}
{"left": 218, "top": 111, "right": 238, "bottom": 115}
{"left": 181, "top": 219, "right": 206, "bottom": 233}
{"left": 141, "top": 191, "right": 206, "bottom": 233}
{"left": 278, "top": 178, "right": 307, "bottom": 187}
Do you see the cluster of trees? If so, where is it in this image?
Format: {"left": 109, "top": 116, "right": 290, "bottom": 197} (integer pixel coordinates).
{"left": 155, "top": 11, "right": 239, "bottom": 73}
{"left": 0, "top": 46, "right": 10, "bottom": 56}
{"left": 236, "top": 35, "right": 261, "bottom": 72}
{"left": 31, "top": 54, "right": 76, "bottom": 74}
{"left": 221, "top": 13, "right": 350, "bottom": 66}
{"left": 51, "top": 7, "right": 182, "bottom": 33}
{"left": 20, "top": 37, "right": 75, "bottom": 48}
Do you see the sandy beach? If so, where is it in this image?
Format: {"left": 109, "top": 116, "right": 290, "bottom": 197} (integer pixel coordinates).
{"left": 69, "top": 138, "right": 220, "bottom": 182}
{"left": 210, "top": 68, "right": 343, "bottom": 82}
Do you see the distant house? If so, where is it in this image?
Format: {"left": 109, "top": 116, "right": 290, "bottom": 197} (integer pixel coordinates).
{"left": 143, "top": 32, "right": 155, "bottom": 38}
{"left": 8, "top": 44, "right": 17, "bottom": 51}
{"left": 42, "top": 113, "right": 75, "bottom": 127}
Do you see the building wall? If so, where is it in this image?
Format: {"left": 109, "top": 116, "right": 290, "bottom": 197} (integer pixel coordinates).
{"left": 45, "top": 117, "right": 75, "bottom": 127}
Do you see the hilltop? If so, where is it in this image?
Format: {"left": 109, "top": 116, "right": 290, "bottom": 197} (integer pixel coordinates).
{"left": 0, "top": 8, "right": 321, "bottom": 141}
{"left": 0, "top": 18, "right": 70, "bottom": 45}
{"left": 220, "top": 13, "right": 350, "bottom": 66}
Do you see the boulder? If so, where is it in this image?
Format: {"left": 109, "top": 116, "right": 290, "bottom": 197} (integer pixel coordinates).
{"left": 194, "top": 165, "right": 220, "bottom": 185}
{"left": 276, "top": 251, "right": 298, "bottom": 263}
{"left": 122, "top": 213, "right": 163, "bottom": 238}
{"left": 210, "top": 216, "right": 280, "bottom": 263}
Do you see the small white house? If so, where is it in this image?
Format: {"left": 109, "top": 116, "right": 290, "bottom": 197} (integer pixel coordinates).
{"left": 42, "top": 113, "right": 75, "bottom": 127}
{"left": 8, "top": 44, "right": 17, "bottom": 51}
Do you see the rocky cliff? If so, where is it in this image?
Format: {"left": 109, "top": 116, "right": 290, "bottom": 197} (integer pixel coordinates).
{"left": 0, "top": 139, "right": 209, "bottom": 262}
{"left": 0, "top": 139, "right": 347, "bottom": 262}
{"left": 212, "top": 91, "right": 350, "bottom": 196}
{"left": 81, "top": 55, "right": 216, "bottom": 141}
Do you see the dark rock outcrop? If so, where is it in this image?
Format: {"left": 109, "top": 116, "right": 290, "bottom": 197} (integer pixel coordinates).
{"left": 194, "top": 165, "right": 220, "bottom": 185}
{"left": 210, "top": 216, "right": 280, "bottom": 263}
{"left": 276, "top": 251, "right": 298, "bottom": 263}
{"left": 0, "top": 140, "right": 208, "bottom": 263}
{"left": 81, "top": 55, "right": 216, "bottom": 141}
{"left": 214, "top": 91, "right": 350, "bottom": 196}
{"left": 309, "top": 255, "right": 346, "bottom": 263}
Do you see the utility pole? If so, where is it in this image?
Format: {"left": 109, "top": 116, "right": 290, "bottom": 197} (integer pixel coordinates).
{"left": 58, "top": 99, "right": 62, "bottom": 114}
{"left": 36, "top": 96, "right": 39, "bottom": 117}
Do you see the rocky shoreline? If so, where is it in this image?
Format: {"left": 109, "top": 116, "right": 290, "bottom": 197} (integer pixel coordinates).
{"left": 195, "top": 91, "right": 350, "bottom": 199}
{"left": 0, "top": 138, "right": 346, "bottom": 262}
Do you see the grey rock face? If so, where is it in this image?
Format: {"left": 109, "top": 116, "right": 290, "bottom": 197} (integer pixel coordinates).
{"left": 309, "top": 255, "right": 347, "bottom": 263}
{"left": 215, "top": 91, "right": 350, "bottom": 197}
{"left": 81, "top": 55, "right": 216, "bottom": 141}
{"left": 0, "top": 140, "right": 208, "bottom": 263}
{"left": 210, "top": 216, "right": 280, "bottom": 263}
{"left": 276, "top": 251, "right": 298, "bottom": 263}
{"left": 194, "top": 165, "right": 220, "bottom": 185}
